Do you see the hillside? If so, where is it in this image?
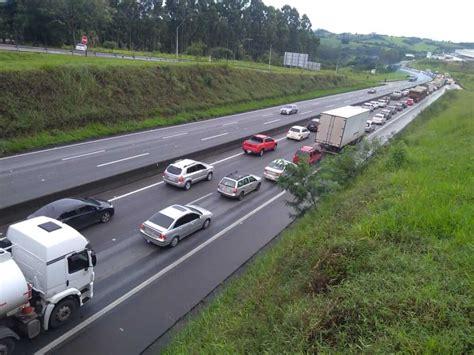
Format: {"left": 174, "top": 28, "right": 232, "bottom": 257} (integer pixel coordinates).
{"left": 314, "top": 29, "right": 473, "bottom": 69}
{"left": 0, "top": 51, "right": 386, "bottom": 154}
{"left": 162, "top": 63, "right": 473, "bottom": 353}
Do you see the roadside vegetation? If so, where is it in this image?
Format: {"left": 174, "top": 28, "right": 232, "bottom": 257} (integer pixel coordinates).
{"left": 411, "top": 59, "right": 474, "bottom": 90}
{"left": 163, "top": 73, "right": 473, "bottom": 352}
{"left": 0, "top": 52, "right": 388, "bottom": 155}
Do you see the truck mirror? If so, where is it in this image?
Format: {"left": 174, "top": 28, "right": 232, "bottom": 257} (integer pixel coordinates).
{"left": 90, "top": 250, "right": 97, "bottom": 267}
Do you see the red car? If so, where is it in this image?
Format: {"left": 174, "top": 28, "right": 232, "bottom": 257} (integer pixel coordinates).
{"left": 293, "top": 145, "right": 323, "bottom": 164}
{"left": 242, "top": 134, "right": 277, "bottom": 156}
{"left": 405, "top": 98, "right": 414, "bottom": 106}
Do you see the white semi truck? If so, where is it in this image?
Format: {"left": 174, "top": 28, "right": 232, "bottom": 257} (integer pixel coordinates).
{"left": 0, "top": 217, "right": 96, "bottom": 354}
{"left": 315, "top": 105, "right": 370, "bottom": 151}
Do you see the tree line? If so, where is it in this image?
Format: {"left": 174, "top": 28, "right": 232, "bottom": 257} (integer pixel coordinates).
{"left": 0, "top": 0, "right": 320, "bottom": 62}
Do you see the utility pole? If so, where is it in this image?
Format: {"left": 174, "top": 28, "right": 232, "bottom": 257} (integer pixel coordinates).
{"left": 268, "top": 44, "right": 272, "bottom": 69}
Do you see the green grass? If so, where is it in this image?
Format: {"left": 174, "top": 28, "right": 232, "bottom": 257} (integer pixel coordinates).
{"left": 162, "top": 84, "right": 473, "bottom": 351}
{"left": 411, "top": 60, "right": 474, "bottom": 90}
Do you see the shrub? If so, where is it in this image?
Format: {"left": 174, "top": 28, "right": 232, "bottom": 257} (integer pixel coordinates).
{"left": 210, "top": 47, "right": 233, "bottom": 60}
{"left": 103, "top": 41, "right": 118, "bottom": 50}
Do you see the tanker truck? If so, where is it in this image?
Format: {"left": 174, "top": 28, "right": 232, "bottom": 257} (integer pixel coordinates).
{"left": 0, "top": 216, "right": 96, "bottom": 354}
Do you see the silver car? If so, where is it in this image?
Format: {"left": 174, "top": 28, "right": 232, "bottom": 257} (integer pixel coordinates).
{"left": 280, "top": 104, "right": 298, "bottom": 115}
{"left": 140, "top": 204, "right": 212, "bottom": 247}
{"left": 163, "top": 159, "right": 214, "bottom": 190}
{"left": 217, "top": 172, "right": 262, "bottom": 200}
{"left": 264, "top": 159, "right": 296, "bottom": 181}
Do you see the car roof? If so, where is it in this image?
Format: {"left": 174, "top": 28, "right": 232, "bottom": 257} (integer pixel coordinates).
{"left": 30, "top": 198, "right": 88, "bottom": 218}
{"left": 159, "top": 204, "right": 191, "bottom": 219}
{"left": 225, "top": 171, "right": 249, "bottom": 180}
{"left": 252, "top": 134, "right": 268, "bottom": 139}
{"left": 299, "top": 145, "right": 317, "bottom": 152}
{"left": 290, "top": 125, "right": 305, "bottom": 130}
{"left": 171, "top": 159, "right": 198, "bottom": 168}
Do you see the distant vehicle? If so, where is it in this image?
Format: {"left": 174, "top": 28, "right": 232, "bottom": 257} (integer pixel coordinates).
{"left": 306, "top": 117, "right": 320, "bottom": 132}
{"left": 376, "top": 100, "right": 387, "bottom": 108}
{"left": 264, "top": 159, "right": 296, "bottom": 181}
{"left": 386, "top": 105, "right": 398, "bottom": 115}
{"left": 75, "top": 43, "right": 87, "bottom": 51}
{"left": 140, "top": 204, "right": 212, "bottom": 247}
{"left": 217, "top": 172, "right": 261, "bottom": 200}
{"left": 293, "top": 145, "right": 323, "bottom": 165}
{"left": 408, "top": 75, "right": 417, "bottom": 82}
{"left": 362, "top": 103, "right": 375, "bottom": 112}
{"left": 394, "top": 103, "right": 404, "bottom": 111}
{"left": 390, "top": 91, "right": 403, "bottom": 100}
{"left": 402, "top": 89, "right": 410, "bottom": 96}
{"left": 399, "top": 101, "right": 407, "bottom": 108}
{"left": 369, "top": 101, "right": 381, "bottom": 108}
{"left": 287, "top": 125, "right": 310, "bottom": 141}
{"left": 280, "top": 104, "right": 298, "bottom": 115}
{"left": 163, "top": 159, "right": 214, "bottom": 190}
{"left": 367, "top": 88, "right": 377, "bottom": 94}
{"left": 365, "top": 120, "right": 376, "bottom": 133}
{"left": 372, "top": 113, "right": 387, "bottom": 125}
{"left": 242, "top": 134, "right": 277, "bottom": 156}
{"left": 380, "top": 109, "right": 392, "bottom": 119}
{"left": 405, "top": 98, "right": 414, "bottom": 106}
{"left": 28, "top": 198, "right": 114, "bottom": 230}
{"left": 315, "top": 106, "right": 370, "bottom": 151}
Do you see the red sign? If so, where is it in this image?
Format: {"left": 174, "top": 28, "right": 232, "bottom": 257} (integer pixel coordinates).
{"left": 81, "top": 35, "right": 88, "bottom": 45}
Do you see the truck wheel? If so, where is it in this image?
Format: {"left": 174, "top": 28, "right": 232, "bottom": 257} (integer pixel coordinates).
{"left": 50, "top": 298, "right": 78, "bottom": 329}
{"left": 0, "top": 338, "right": 15, "bottom": 355}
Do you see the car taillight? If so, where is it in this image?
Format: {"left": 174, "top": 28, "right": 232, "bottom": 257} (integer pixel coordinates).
{"left": 178, "top": 176, "right": 184, "bottom": 183}
{"left": 158, "top": 234, "right": 166, "bottom": 241}
{"left": 140, "top": 223, "right": 144, "bottom": 230}
{"left": 233, "top": 188, "right": 238, "bottom": 193}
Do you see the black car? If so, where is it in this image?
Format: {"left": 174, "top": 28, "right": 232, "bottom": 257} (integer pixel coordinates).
{"left": 306, "top": 116, "right": 320, "bottom": 132}
{"left": 28, "top": 198, "right": 114, "bottom": 230}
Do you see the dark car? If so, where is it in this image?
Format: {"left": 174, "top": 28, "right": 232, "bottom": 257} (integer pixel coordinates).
{"left": 28, "top": 198, "right": 114, "bottom": 230}
{"left": 306, "top": 116, "right": 320, "bottom": 132}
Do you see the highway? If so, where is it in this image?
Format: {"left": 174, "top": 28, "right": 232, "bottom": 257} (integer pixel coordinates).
{"left": 0, "top": 70, "right": 430, "bottom": 211}
{"left": 7, "top": 84, "right": 448, "bottom": 355}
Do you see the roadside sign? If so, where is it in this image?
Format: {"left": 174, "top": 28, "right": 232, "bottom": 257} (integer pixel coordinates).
{"left": 81, "top": 35, "right": 88, "bottom": 45}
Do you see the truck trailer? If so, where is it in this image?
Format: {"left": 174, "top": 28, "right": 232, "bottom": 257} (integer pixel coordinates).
{"left": 408, "top": 86, "right": 428, "bottom": 103}
{"left": 0, "top": 217, "right": 96, "bottom": 354}
{"left": 315, "top": 105, "right": 370, "bottom": 151}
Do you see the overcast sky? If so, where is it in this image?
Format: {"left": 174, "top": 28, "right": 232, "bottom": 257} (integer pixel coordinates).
{"left": 263, "top": 0, "right": 473, "bottom": 43}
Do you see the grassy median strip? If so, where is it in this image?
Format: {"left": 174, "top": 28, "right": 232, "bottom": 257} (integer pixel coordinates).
{"left": 162, "top": 89, "right": 473, "bottom": 353}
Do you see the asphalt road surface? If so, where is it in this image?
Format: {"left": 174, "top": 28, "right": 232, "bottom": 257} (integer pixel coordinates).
{"left": 0, "top": 69, "right": 430, "bottom": 209}
{"left": 8, "top": 84, "right": 448, "bottom": 355}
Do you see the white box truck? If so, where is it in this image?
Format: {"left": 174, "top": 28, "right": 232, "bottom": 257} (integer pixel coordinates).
{"left": 0, "top": 217, "right": 96, "bottom": 354}
{"left": 315, "top": 106, "right": 370, "bottom": 151}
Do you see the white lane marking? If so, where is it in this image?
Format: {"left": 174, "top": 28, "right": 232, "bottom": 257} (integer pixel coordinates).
{"left": 188, "top": 192, "right": 213, "bottom": 205}
{"left": 326, "top": 104, "right": 335, "bottom": 108}
{"left": 201, "top": 132, "right": 229, "bottom": 141}
{"left": 211, "top": 152, "right": 244, "bottom": 165}
{"left": 263, "top": 119, "right": 281, "bottom": 125}
{"left": 109, "top": 181, "right": 164, "bottom": 202}
{"left": 61, "top": 150, "right": 105, "bottom": 161}
{"left": 276, "top": 137, "right": 287, "bottom": 142}
{"left": 344, "top": 100, "right": 352, "bottom": 103}
{"left": 162, "top": 132, "right": 188, "bottom": 139}
{"left": 222, "top": 121, "right": 238, "bottom": 126}
{"left": 96, "top": 153, "right": 149, "bottom": 168}
{"left": 34, "top": 190, "right": 286, "bottom": 355}
{"left": 262, "top": 113, "right": 272, "bottom": 117}
{"left": 300, "top": 111, "right": 311, "bottom": 115}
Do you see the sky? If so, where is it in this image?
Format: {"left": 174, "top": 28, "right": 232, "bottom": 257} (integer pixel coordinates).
{"left": 263, "top": 0, "right": 474, "bottom": 43}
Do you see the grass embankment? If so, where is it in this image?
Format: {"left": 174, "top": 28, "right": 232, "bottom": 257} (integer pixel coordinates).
{"left": 0, "top": 52, "right": 384, "bottom": 154}
{"left": 411, "top": 59, "right": 474, "bottom": 90}
{"left": 163, "top": 88, "right": 473, "bottom": 351}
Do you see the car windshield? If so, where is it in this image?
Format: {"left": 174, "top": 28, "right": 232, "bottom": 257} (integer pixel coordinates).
{"left": 167, "top": 165, "right": 182, "bottom": 175}
{"left": 268, "top": 160, "right": 286, "bottom": 170}
{"left": 186, "top": 206, "right": 203, "bottom": 215}
{"left": 148, "top": 212, "right": 174, "bottom": 229}
{"left": 220, "top": 178, "right": 236, "bottom": 188}
{"left": 289, "top": 128, "right": 300, "bottom": 133}
{"left": 81, "top": 198, "right": 100, "bottom": 206}
{"left": 283, "top": 105, "right": 293, "bottom": 109}
{"left": 249, "top": 136, "right": 264, "bottom": 143}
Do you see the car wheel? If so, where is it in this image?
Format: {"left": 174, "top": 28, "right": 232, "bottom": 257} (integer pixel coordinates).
{"left": 0, "top": 338, "right": 15, "bottom": 355}
{"left": 100, "top": 211, "right": 112, "bottom": 223}
{"left": 207, "top": 172, "right": 213, "bottom": 181}
{"left": 202, "top": 219, "right": 211, "bottom": 229}
{"left": 259, "top": 150, "right": 264, "bottom": 157}
{"left": 184, "top": 181, "right": 191, "bottom": 190}
{"left": 170, "top": 237, "right": 179, "bottom": 248}
{"left": 238, "top": 192, "right": 245, "bottom": 201}
{"left": 255, "top": 183, "right": 261, "bottom": 191}
{"left": 50, "top": 298, "right": 78, "bottom": 329}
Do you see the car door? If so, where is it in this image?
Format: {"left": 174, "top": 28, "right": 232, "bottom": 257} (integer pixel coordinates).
{"left": 75, "top": 204, "right": 99, "bottom": 228}
{"left": 59, "top": 209, "right": 80, "bottom": 229}
{"left": 186, "top": 213, "right": 202, "bottom": 234}
{"left": 247, "top": 176, "right": 258, "bottom": 192}
{"left": 265, "top": 138, "right": 274, "bottom": 150}
{"left": 186, "top": 165, "right": 197, "bottom": 183}
{"left": 172, "top": 215, "right": 192, "bottom": 238}
{"left": 66, "top": 249, "right": 93, "bottom": 292}
{"left": 194, "top": 164, "right": 207, "bottom": 182}
{"left": 302, "top": 128, "right": 310, "bottom": 139}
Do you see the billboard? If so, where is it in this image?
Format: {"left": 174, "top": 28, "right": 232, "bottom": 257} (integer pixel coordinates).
{"left": 284, "top": 52, "right": 320, "bottom": 71}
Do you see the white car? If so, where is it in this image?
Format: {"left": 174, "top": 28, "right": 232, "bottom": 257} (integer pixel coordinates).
{"left": 362, "top": 103, "right": 375, "bottom": 112}
{"left": 369, "top": 101, "right": 380, "bottom": 109}
{"left": 372, "top": 113, "right": 386, "bottom": 125}
{"left": 263, "top": 159, "right": 296, "bottom": 181}
{"left": 376, "top": 100, "right": 387, "bottom": 108}
{"left": 75, "top": 43, "right": 87, "bottom": 51}
{"left": 280, "top": 104, "right": 298, "bottom": 115}
{"left": 287, "top": 125, "right": 310, "bottom": 141}
{"left": 365, "top": 120, "right": 376, "bottom": 133}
